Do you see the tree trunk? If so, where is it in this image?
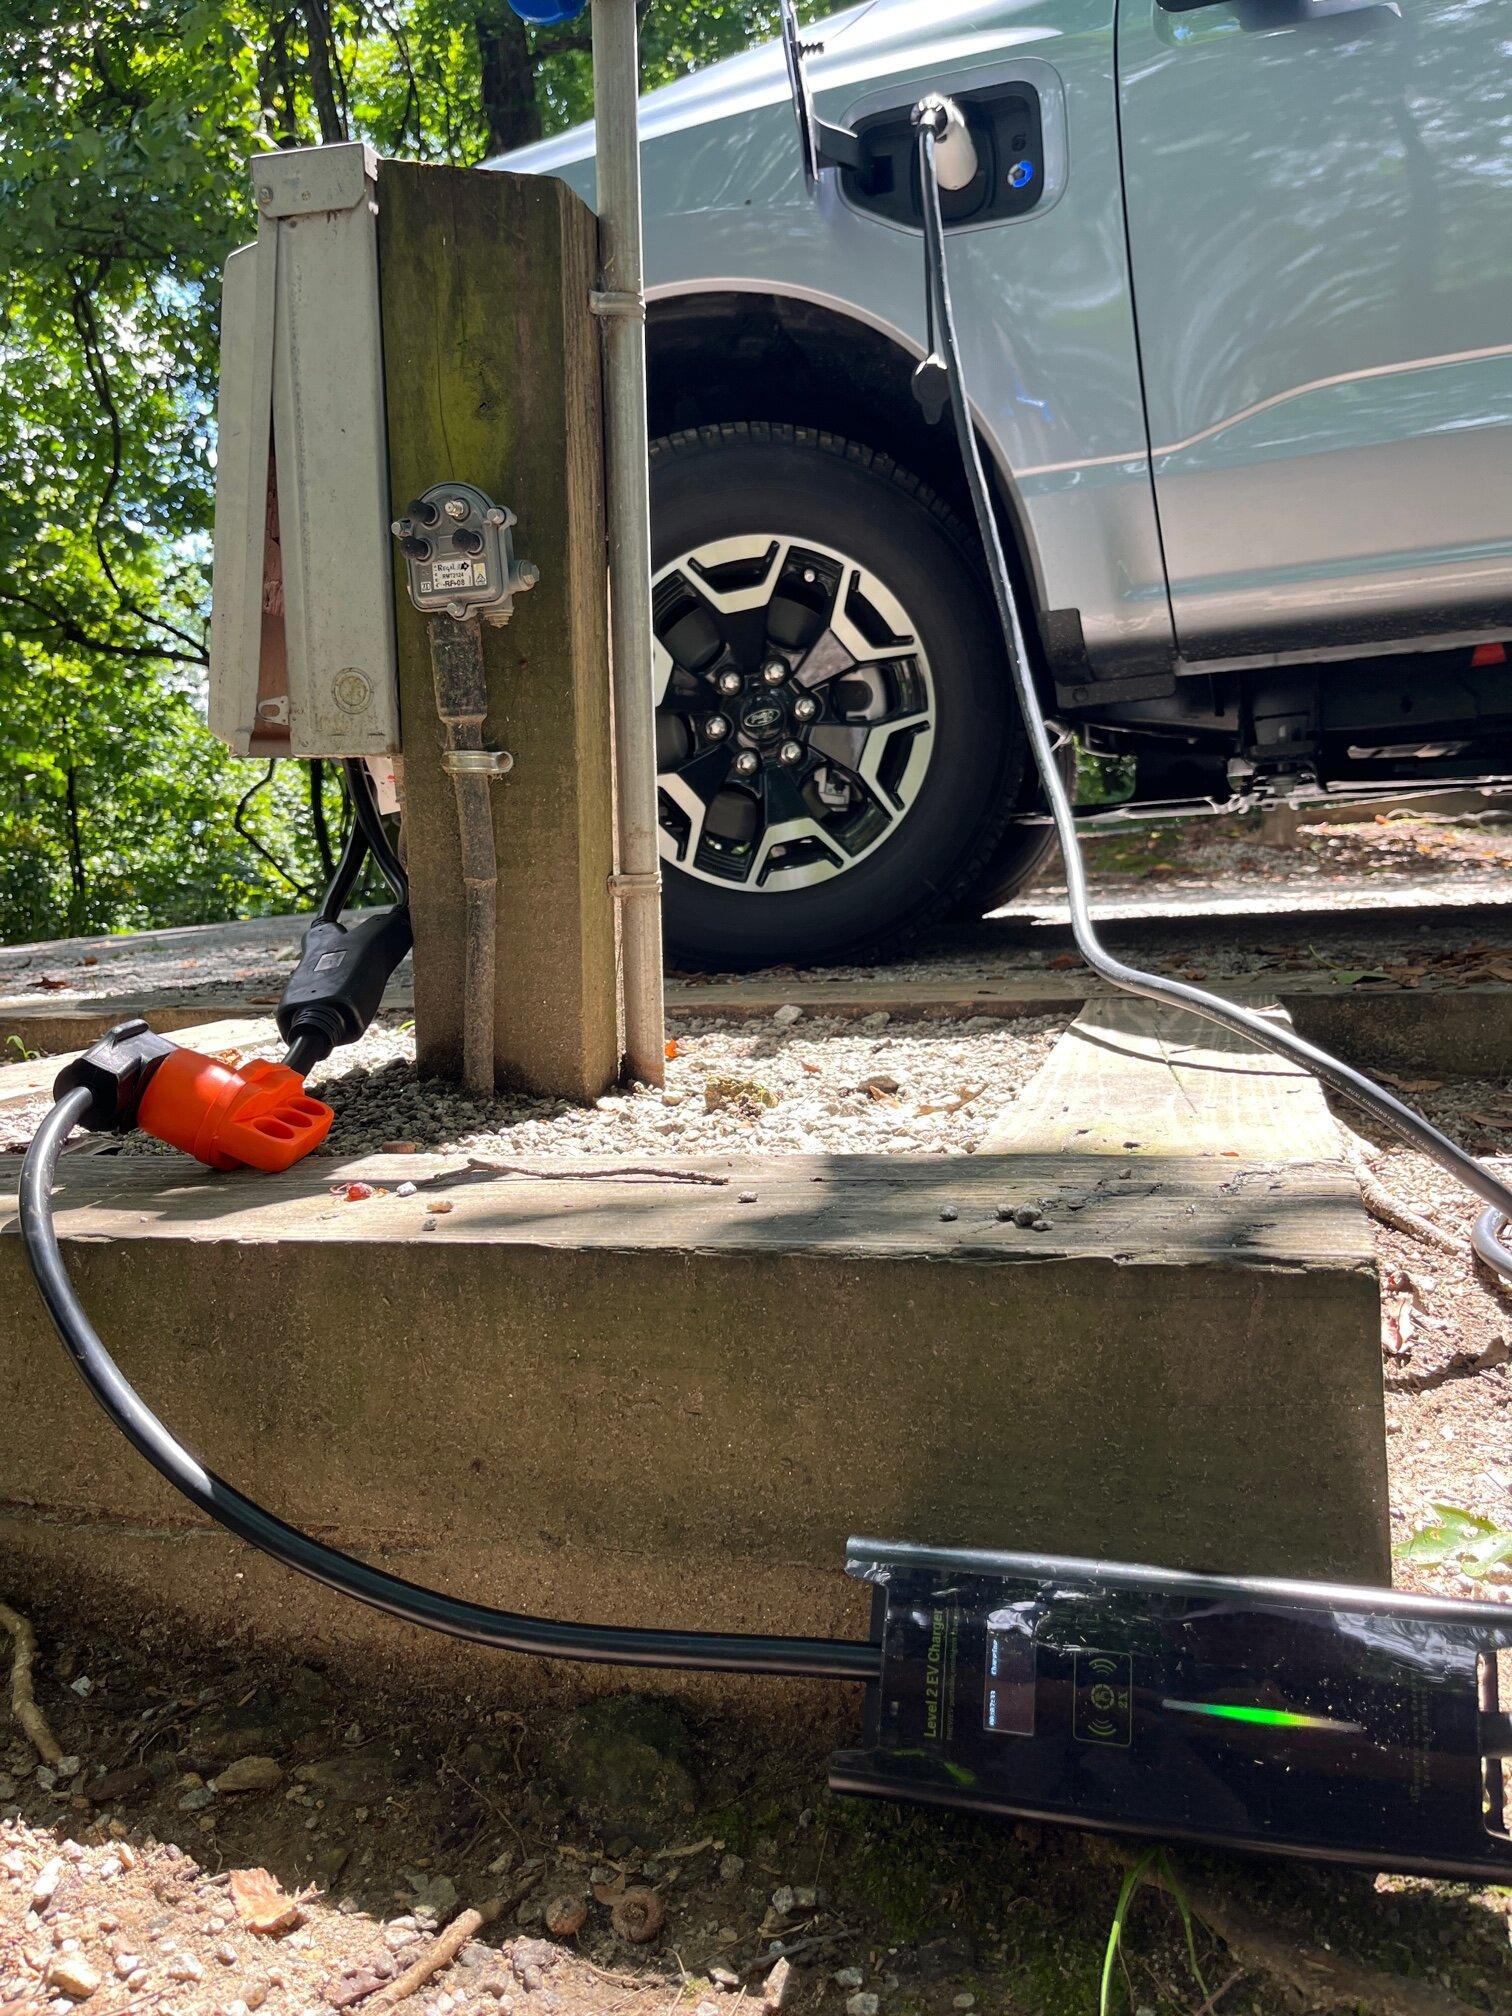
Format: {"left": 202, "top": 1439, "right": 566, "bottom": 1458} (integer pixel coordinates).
{"left": 472, "top": 5, "right": 541, "bottom": 157}
{"left": 300, "top": 0, "right": 349, "bottom": 145}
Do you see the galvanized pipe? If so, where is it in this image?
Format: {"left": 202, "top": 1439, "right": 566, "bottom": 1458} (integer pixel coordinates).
{"left": 428, "top": 613, "right": 503, "bottom": 1099}
{"left": 592, "top": 0, "right": 666, "bottom": 1089}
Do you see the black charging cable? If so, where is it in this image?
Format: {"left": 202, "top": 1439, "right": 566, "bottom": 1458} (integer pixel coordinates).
{"left": 18, "top": 1090, "right": 875, "bottom": 1679}
{"left": 18, "top": 791, "right": 873, "bottom": 1682}
{"left": 910, "top": 101, "right": 1512, "bottom": 1285}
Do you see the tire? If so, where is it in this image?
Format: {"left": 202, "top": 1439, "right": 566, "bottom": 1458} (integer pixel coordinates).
{"left": 961, "top": 737, "right": 1076, "bottom": 917}
{"left": 650, "top": 423, "right": 1029, "bottom": 970}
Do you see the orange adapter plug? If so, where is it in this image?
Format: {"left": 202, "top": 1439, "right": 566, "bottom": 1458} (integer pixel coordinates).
{"left": 137, "top": 1049, "right": 334, "bottom": 1172}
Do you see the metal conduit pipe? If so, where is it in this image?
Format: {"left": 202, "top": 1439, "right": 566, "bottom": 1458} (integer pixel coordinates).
{"left": 592, "top": 0, "right": 666, "bottom": 1090}
{"left": 428, "top": 612, "right": 508, "bottom": 1098}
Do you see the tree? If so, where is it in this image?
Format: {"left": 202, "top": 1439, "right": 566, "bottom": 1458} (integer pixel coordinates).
{"left": 0, "top": 0, "right": 795, "bottom": 942}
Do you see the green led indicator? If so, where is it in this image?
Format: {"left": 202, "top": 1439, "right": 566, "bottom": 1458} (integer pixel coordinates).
{"left": 1163, "top": 1698, "right": 1360, "bottom": 1734}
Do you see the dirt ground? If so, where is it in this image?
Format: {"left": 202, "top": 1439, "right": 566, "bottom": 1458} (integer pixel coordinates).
{"left": 7, "top": 807, "right": 1512, "bottom": 2016}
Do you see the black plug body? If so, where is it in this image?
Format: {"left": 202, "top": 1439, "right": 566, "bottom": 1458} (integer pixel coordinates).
{"left": 52, "top": 1018, "right": 177, "bottom": 1132}
{"left": 276, "top": 906, "right": 413, "bottom": 1068}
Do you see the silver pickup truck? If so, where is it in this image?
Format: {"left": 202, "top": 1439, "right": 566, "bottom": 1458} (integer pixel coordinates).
{"left": 503, "top": 0, "right": 1512, "bottom": 969}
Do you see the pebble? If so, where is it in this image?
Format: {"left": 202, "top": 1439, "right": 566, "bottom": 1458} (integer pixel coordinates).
{"left": 939, "top": 1205, "right": 958, "bottom": 1222}
{"left": 844, "top": 1996, "right": 878, "bottom": 2016}
{"left": 953, "top": 1998, "right": 976, "bottom": 2012}
{"left": 211, "top": 1755, "right": 283, "bottom": 1794}
{"left": 833, "top": 1967, "right": 864, "bottom": 1988}
{"left": 763, "top": 1959, "right": 795, "bottom": 2011}
{"left": 178, "top": 1786, "right": 214, "bottom": 1813}
{"left": 772, "top": 1005, "right": 803, "bottom": 1027}
{"left": 717, "top": 1853, "right": 744, "bottom": 1882}
{"left": 169, "top": 1954, "right": 205, "bottom": 1982}
{"left": 112, "top": 1953, "right": 141, "bottom": 1981}
{"left": 46, "top": 1956, "right": 100, "bottom": 2001}
{"left": 216, "top": 1942, "right": 238, "bottom": 1966}
{"left": 55, "top": 1757, "right": 81, "bottom": 1779}
{"left": 31, "top": 1857, "right": 65, "bottom": 1909}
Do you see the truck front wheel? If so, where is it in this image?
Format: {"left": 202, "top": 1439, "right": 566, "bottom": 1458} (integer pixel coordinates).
{"left": 650, "top": 422, "right": 1031, "bottom": 970}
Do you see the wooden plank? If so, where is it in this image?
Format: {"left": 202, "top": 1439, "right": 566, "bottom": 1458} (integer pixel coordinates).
{"left": 982, "top": 996, "right": 1346, "bottom": 1161}
{"left": 0, "top": 1144, "right": 1370, "bottom": 1269}
{"left": 378, "top": 161, "right": 618, "bottom": 1100}
{"left": 0, "top": 1017, "right": 281, "bottom": 1114}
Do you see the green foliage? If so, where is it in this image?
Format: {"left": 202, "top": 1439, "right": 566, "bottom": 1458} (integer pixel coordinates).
{"left": 1399, "top": 1503, "right": 1512, "bottom": 1578}
{"left": 1099, "top": 1847, "right": 1206, "bottom": 2016}
{"left": 0, "top": 0, "right": 800, "bottom": 944}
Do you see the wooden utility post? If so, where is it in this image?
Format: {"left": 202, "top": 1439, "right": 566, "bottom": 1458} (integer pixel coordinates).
{"left": 378, "top": 162, "right": 619, "bottom": 1101}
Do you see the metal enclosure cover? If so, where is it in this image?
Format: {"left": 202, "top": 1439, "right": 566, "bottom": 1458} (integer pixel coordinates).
{"left": 209, "top": 142, "right": 399, "bottom": 756}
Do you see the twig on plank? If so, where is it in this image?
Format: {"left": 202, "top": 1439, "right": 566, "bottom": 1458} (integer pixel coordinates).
{"left": 0, "top": 1597, "right": 63, "bottom": 1764}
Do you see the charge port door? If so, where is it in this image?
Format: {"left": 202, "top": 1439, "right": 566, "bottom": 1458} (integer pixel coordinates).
{"left": 840, "top": 81, "right": 1045, "bottom": 230}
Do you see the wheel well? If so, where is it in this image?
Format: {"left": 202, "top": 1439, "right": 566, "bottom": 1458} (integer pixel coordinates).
{"left": 645, "top": 290, "right": 1047, "bottom": 660}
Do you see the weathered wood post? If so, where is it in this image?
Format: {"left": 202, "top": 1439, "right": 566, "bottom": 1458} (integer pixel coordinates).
{"left": 378, "top": 163, "right": 620, "bottom": 1101}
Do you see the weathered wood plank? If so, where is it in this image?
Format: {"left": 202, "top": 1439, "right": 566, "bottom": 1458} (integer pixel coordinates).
{"left": 378, "top": 161, "right": 618, "bottom": 1099}
{"left": 982, "top": 996, "right": 1346, "bottom": 1161}
{"left": 0, "top": 1016, "right": 281, "bottom": 1114}
{"left": 0, "top": 1146, "right": 1372, "bottom": 1268}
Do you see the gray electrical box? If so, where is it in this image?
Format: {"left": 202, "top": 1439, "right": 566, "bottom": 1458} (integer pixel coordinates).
{"left": 208, "top": 142, "right": 399, "bottom": 758}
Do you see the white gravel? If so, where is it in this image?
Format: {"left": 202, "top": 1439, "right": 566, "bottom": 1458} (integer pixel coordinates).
{"left": 304, "top": 1008, "right": 1066, "bottom": 1161}
{"left": 6, "top": 1007, "right": 1063, "bottom": 1164}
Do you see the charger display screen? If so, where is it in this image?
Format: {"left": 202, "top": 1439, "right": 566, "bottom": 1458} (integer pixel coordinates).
{"left": 983, "top": 1624, "right": 1036, "bottom": 1736}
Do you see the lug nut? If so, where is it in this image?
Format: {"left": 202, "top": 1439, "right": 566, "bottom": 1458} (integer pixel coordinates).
{"left": 761, "top": 657, "right": 788, "bottom": 685}
{"left": 734, "top": 750, "right": 760, "bottom": 777}
{"left": 717, "top": 669, "right": 743, "bottom": 696}
{"left": 706, "top": 715, "right": 731, "bottom": 741}
{"left": 793, "top": 694, "right": 818, "bottom": 722}
{"left": 779, "top": 740, "right": 804, "bottom": 766}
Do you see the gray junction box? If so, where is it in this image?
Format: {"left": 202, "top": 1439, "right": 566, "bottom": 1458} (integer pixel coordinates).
{"left": 208, "top": 142, "right": 399, "bottom": 759}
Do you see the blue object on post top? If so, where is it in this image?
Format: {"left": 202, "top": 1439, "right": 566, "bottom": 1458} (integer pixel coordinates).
{"left": 504, "top": 0, "right": 589, "bottom": 21}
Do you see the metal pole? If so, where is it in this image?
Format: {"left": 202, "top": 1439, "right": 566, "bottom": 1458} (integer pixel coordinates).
{"left": 592, "top": 0, "right": 666, "bottom": 1089}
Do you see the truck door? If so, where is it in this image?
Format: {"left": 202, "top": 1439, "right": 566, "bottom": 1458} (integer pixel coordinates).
{"left": 1116, "top": 0, "right": 1512, "bottom": 659}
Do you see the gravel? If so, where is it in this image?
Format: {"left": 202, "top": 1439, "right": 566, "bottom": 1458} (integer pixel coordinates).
{"left": 0, "top": 1010, "right": 1065, "bottom": 1164}
{"left": 302, "top": 1010, "right": 1066, "bottom": 1162}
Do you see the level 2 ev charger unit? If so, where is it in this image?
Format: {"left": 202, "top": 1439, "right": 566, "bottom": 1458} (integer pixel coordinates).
{"left": 209, "top": 142, "right": 398, "bottom": 760}
{"left": 832, "top": 1541, "right": 1512, "bottom": 1883}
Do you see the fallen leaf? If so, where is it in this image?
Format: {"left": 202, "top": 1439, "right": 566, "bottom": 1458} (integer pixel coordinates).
{"left": 1046, "top": 953, "right": 1079, "bottom": 970}
{"left": 664, "top": 1038, "right": 679, "bottom": 1061}
{"left": 230, "top": 1867, "right": 305, "bottom": 1936}
{"left": 917, "top": 1085, "right": 983, "bottom": 1117}
{"left": 30, "top": 974, "right": 71, "bottom": 991}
